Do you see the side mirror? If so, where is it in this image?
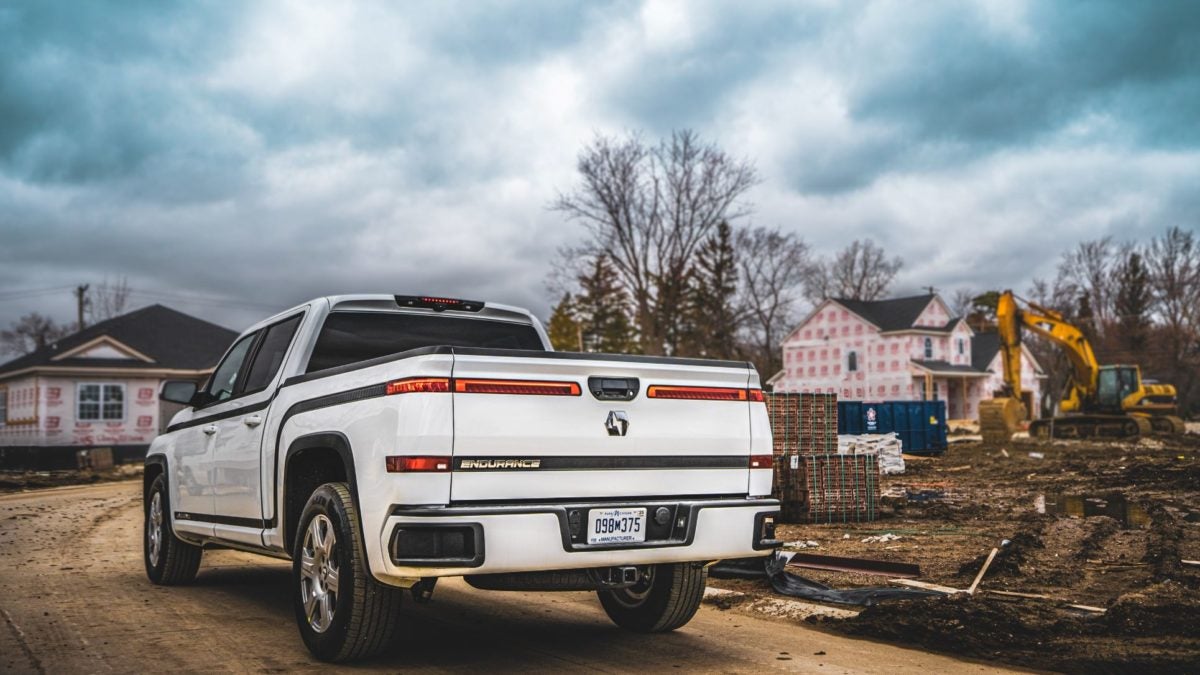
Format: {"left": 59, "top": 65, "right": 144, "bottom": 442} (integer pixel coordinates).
{"left": 161, "top": 380, "right": 199, "bottom": 406}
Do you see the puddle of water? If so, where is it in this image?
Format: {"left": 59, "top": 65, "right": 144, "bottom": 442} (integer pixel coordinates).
{"left": 1040, "top": 492, "right": 1151, "bottom": 529}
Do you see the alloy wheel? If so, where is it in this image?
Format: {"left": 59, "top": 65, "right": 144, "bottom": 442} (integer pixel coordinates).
{"left": 299, "top": 514, "right": 340, "bottom": 633}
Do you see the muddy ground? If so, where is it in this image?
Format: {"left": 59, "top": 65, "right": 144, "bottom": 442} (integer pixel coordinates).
{"left": 0, "top": 463, "right": 143, "bottom": 493}
{"left": 711, "top": 432, "right": 1200, "bottom": 673}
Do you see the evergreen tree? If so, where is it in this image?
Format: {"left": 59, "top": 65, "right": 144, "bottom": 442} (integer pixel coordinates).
{"left": 1114, "top": 250, "right": 1151, "bottom": 353}
{"left": 546, "top": 294, "right": 582, "bottom": 351}
{"left": 576, "top": 255, "right": 637, "bottom": 353}
{"left": 680, "top": 221, "right": 740, "bottom": 358}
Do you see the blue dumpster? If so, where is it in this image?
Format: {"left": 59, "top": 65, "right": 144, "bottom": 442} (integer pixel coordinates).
{"left": 837, "top": 400, "right": 947, "bottom": 455}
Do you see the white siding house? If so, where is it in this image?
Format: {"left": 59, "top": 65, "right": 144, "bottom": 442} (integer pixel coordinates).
{"left": 769, "top": 294, "right": 1045, "bottom": 422}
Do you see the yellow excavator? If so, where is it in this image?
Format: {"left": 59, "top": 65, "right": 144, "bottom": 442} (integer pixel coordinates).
{"left": 978, "top": 290, "right": 1185, "bottom": 442}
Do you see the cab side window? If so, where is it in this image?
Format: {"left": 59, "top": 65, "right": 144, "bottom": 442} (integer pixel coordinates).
{"left": 206, "top": 333, "right": 257, "bottom": 402}
{"left": 243, "top": 315, "right": 303, "bottom": 393}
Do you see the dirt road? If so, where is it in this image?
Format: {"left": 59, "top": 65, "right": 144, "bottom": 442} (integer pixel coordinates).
{"left": 0, "top": 481, "right": 1015, "bottom": 674}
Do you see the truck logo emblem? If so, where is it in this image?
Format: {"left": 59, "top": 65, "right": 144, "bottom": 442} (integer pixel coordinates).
{"left": 605, "top": 410, "right": 630, "bottom": 436}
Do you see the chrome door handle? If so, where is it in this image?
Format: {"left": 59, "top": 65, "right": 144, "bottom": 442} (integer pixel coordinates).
{"left": 243, "top": 414, "right": 263, "bottom": 428}
{"left": 202, "top": 425, "right": 218, "bottom": 436}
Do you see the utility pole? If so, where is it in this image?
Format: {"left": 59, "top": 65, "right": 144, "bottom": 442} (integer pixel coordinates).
{"left": 74, "top": 284, "right": 89, "bottom": 331}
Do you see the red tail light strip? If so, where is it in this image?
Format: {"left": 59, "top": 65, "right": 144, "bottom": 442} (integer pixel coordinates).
{"left": 749, "top": 454, "right": 774, "bottom": 469}
{"left": 386, "top": 377, "right": 451, "bottom": 395}
{"left": 647, "top": 385, "right": 764, "bottom": 402}
{"left": 385, "top": 377, "right": 581, "bottom": 396}
{"left": 454, "top": 378, "right": 581, "bottom": 396}
{"left": 385, "top": 456, "right": 451, "bottom": 472}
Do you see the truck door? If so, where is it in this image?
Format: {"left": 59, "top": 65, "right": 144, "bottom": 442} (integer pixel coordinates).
{"left": 172, "top": 332, "right": 257, "bottom": 535}
{"left": 209, "top": 313, "right": 303, "bottom": 546}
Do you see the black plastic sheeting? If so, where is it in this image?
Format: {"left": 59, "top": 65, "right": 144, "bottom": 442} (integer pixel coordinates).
{"left": 709, "top": 553, "right": 942, "bottom": 606}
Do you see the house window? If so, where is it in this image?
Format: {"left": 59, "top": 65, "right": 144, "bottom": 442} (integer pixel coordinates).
{"left": 957, "top": 338, "right": 965, "bottom": 355}
{"left": 924, "top": 337, "right": 933, "bottom": 359}
{"left": 847, "top": 351, "right": 858, "bottom": 372}
{"left": 0, "top": 389, "right": 6, "bottom": 426}
{"left": 78, "top": 384, "right": 125, "bottom": 421}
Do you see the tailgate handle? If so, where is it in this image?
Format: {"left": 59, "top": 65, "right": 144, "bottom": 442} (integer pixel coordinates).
{"left": 588, "top": 377, "right": 640, "bottom": 401}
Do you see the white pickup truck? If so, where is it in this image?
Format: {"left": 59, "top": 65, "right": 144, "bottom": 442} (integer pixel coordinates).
{"left": 145, "top": 294, "right": 780, "bottom": 661}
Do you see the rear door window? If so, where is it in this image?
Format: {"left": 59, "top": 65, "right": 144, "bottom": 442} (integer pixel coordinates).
{"left": 307, "top": 312, "right": 544, "bottom": 373}
{"left": 243, "top": 314, "right": 303, "bottom": 393}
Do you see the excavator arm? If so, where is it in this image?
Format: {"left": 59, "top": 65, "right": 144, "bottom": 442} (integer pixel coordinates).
{"left": 994, "top": 290, "right": 1100, "bottom": 411}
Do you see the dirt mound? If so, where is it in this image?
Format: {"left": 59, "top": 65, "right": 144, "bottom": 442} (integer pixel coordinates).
{"left": 843, "top": 594, "right": 1079, "bottom": 657}
{"left": 957, "top": 529, "right": 1044, "bottom": 579}
{"left": 1143, "top": 504, "right": 1186, "bottom": 582}
{"left": 1075, "top": 516, "right": 1121, "bottom": 561}
{"left": 1106, "top": 582, "right": 1200, "bottom": 636}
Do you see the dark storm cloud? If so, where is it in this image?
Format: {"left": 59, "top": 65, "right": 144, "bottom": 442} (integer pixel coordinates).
{"left": 805, "top": 0, "right": 1200, "bottom": 192}
{"left": 0, "top": 1, "right": 1196, "bottom": 335}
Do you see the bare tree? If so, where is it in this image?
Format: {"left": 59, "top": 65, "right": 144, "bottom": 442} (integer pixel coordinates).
{"left": 1055, "top": 237, "right": 1116, "bottom": 336}
{"left": 1144, "top": 226, "right": 1200, "bottom": 411}
{"left": 734, "top": 226, "right": 813, "bottom": 378}
{"left": 0, "top": 313, "right": 72, "bottom": 357}
{"left": 949, "top": 288, "right": 976, "bottom": 317}
{"left": 805, "top": 239, "right": 902, "bottom": 302}
{"left": 87, "top": 276, "right": 131, "bottom": 323}
{"left": 554, "top": 130, "right": 758, "bottom": 355}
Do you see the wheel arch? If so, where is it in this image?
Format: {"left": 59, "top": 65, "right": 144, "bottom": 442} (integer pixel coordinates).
{"left": 144, "top": 454, "right": 168, "bottom": 502}
{"left": 283, "top": 432, "right": 362, "bottom": 554}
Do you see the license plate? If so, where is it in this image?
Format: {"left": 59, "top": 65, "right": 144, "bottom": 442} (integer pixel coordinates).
{"left": 587, "top": 508, "right": 647, "bottom": 545}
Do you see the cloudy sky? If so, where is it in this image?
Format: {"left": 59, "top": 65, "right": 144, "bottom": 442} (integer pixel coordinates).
{"left": 1, "top": 0, "right": 1197, "bottom": 333}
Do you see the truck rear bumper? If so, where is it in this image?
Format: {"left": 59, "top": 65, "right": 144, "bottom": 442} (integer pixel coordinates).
{"left": 373, "top": 497, "right": 781, "bottom": 582}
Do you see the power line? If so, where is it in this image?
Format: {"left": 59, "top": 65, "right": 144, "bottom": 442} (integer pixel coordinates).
{"left": 0, "top": 285, "right": 76, "bottom": 302}
{"left": 123, "top": 288, "right": 284, "bottom": 311}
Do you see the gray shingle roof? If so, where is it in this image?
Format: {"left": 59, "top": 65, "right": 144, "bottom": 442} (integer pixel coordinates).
{"left": 0, "top": 304, "right": 237, "bottom": 377}
{"left": 911, "top": 359, "right": 990, "bottom": 376}
{"left": 833, "top": 294, "right": 956, "bottom": 332}
{"left": 971, "top": 332, "right": 1001, "bottom": 371}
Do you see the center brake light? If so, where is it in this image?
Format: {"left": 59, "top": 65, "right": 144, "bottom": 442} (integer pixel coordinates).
{"left": 455, "top": 378, "right": 581, "bottom": 396}
{"left": 647, "top": 385, "right": 765, "bottom": 402}
{"left": 395, "top": 295, "right": 484, "bottom": 312}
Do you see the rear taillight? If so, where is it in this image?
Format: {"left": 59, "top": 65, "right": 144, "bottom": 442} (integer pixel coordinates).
{"left": 386, "top": 377, "right": 451, "bottom": 395}
{"left": 749, "top": 454, "right": 774, "bottom": 469}
{"left": 386, "top": 456, "right": 451, "bottom": 472}
{"left": 646, "top": 385, "right": 763, "bottom": 402}
{"left": 454, "top": 378, "right": 581, "bottom": 396}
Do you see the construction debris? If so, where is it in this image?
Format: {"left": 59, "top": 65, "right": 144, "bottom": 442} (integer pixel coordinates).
{"left": 839, "top": 432, "right": 905, "bottom": 475}
{"left": 709, "top": 553, "right": 940, "bottom": 606}
{"left": 861, "top": 533, "right": 902, "bottom": 544}
{"left": 787, "top": 552, "right": 921, "bottom": 578}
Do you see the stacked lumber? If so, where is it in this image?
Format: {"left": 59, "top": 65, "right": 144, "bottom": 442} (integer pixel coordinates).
{"left": 838, "top": 433, "right": 905, "bottom": 475}
{"left": 799, "top": 453, "right": 880, "bottom": 524}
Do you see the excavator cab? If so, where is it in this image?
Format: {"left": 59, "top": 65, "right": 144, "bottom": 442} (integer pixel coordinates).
{"left": 1095, "top": 366, "right": 1140, "bottom": 413}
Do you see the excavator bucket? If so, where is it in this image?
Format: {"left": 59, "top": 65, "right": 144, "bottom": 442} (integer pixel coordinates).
{"left": 979, "top": 397, "right": 1025, "bottom": 445}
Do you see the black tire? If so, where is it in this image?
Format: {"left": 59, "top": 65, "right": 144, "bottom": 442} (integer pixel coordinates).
{"left": 597, "top": 563, "right": 707, "bottom": 633}
{"left": 144, "top": 473, "right": 202, "bottom": 585}
{"left": 292, "top": 482, "right": 403, "bottom": 662}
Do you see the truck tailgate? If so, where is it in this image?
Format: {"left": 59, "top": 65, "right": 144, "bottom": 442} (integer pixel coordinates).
{"left": 449, "top": 352, "right": 755, "bottom": 501}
